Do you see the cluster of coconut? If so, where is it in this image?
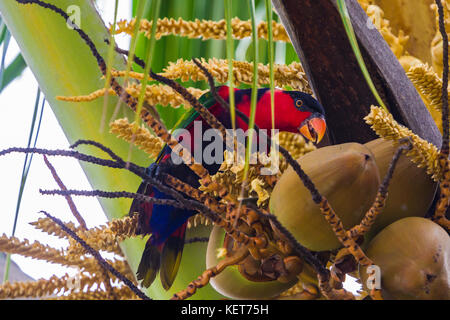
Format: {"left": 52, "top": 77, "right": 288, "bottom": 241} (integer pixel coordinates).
{"left": 207, "top": 138, "right": 449, "bottom": 300}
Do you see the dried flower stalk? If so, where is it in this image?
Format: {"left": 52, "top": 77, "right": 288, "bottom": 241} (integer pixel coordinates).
{"left": 67, "top": 232, "right": 121, "bottom": 257}
{"left": 431, "top": 0, "right": 450, "bottom": 231}
{"left": 41, "top": 211, "right": 149, "bottom": 300}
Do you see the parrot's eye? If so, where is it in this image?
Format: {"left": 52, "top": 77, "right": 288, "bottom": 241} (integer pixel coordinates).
{"left": 295, "top": 99, "right": 303, "bottom": 109}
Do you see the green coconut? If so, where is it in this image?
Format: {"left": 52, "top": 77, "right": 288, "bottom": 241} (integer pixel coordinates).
{"left": 269, "top": 143, "right": 380, "bottom": 252}
{"left": 364, "top": 138, "right": 437, "bottom": 239}
{"left": 360, "top": 217, "right": 450, "bottom": 300}
{"left": 206, "top": 226, "right": 297, "bottom": 299}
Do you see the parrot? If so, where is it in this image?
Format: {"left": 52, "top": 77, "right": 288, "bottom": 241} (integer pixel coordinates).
{"left": 129, "top": 86, "right": 327, "bottom": 290}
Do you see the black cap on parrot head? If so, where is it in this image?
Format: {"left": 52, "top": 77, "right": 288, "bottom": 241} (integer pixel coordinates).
{"left": 287, "top": 91, "right": 327, "bottom": 144}
{"left": 287, "top": 91, "right": 326, "bottom": 116}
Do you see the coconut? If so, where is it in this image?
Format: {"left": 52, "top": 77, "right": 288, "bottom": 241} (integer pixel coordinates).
{"left": 206, "top": 226, "right": 297, "bottom": 299}
{"left": 269, "top": 143, "right": 380, "bottom": 251}
{"left": 364, "top": 138, "right": 437, "bottom": 239}
{"left": 360, "top": 217, "right": 450, "bottom": 300}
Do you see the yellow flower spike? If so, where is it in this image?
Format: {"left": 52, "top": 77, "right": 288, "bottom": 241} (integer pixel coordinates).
{"left": 110, "top": 118, "right": 164, "bottom": 159}
{"left": 277, "top": 131, "right": 316, "bottom": 160}
{"left": 113, "top": 17, "right": 290, "bottom": 42}
{"left": 407, "top": 63, "right": 448, "bottom": 113}
{"left": 58, "top": 84, "right": 207, "bottom": 109}
{"left": 357, "top": 1, "right": 409, "bottom": 58}
{"left": 107, "top": 214, "right": 139, "bottom": 237}
{"left": 124, "top": 84, "right": 206, "bottom": 109}
{"left": 365, "top": 106, "right": 443, "bottom": 181}
{"left": 369, "top": 6, "right": 409, "bottom": 58}
{"left": 365, "top": 0, "right": 438, "bottom": 64}
{"left": 30, "top": 217, "right": 78, "bottom": 239}
{"left": 0, "top": 274, "right": 77, "bottom": 299}
{"left": 0, "top": 234, "right": 92, "bottom": 270}
{"left": 109, "top": 59, "right": 311, "bottom": 92}
{"left": 0, "top": 234, "right": 67, "bottom": 264}
{"left": 0, "top": 272, "right": 137, "bottom": 300}
{"left": 431, "top": 0, "right": 450, "bottom": 75}
{"left": 0, "top": 233, "right": 128, "bottom": 276}
{"left": 56, "top": 88, "right": 109, "bottom": 102}
{"left": 250, "top": 178, "right": 270, "bottom": 206}
{"left": 78, "top": 258, "right": 134, "bottom": 282}
{"left": 406, "top": 63, "right": 445, "bottom": 132}
{"left": 67, "top": 214, "right": 139, "bottom": 257}
{"left": 54, "top": 286, "right": 140, "bottom": 300}
{"left": 67, "top": 229, "right": 122, "bottom": 257}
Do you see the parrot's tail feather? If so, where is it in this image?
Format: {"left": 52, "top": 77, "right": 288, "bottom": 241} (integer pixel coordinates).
{"left": 160, "top": 223, "right": 187, "bottom": 290}
{"left": 137, "top": 240, "right": 161, "bottom": 288}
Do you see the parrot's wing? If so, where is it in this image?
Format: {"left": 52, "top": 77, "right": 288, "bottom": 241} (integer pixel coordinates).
{"left": 159, "top": 223, "right": 187, "bottom": 290}
{"left": 152, "top": 87, "right": 221, "bottom": 164}
{"left": 129, "top": 181, "right": 148, "bottom": 216}
{"left": 175, "top": 88, "right": 217, "bottom": 130}
{"left": 136, "top": 240, "right": 161, "bottom": 288}
{"left": 129, "top": 182, "right": 154, "bottom": 235}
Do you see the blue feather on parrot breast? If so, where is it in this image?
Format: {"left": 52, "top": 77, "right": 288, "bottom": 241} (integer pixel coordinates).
{"left": 147, "top": 187, "right": 194, "bottom": 246}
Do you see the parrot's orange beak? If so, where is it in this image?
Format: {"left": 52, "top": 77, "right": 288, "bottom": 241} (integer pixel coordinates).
{"left": 299, "top": 116, "right": 327, "bottom": 144}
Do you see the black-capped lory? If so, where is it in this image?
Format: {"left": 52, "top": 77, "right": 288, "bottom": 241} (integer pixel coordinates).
{"left": 129, "top": 86, "right": 326, "bottom": 290}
